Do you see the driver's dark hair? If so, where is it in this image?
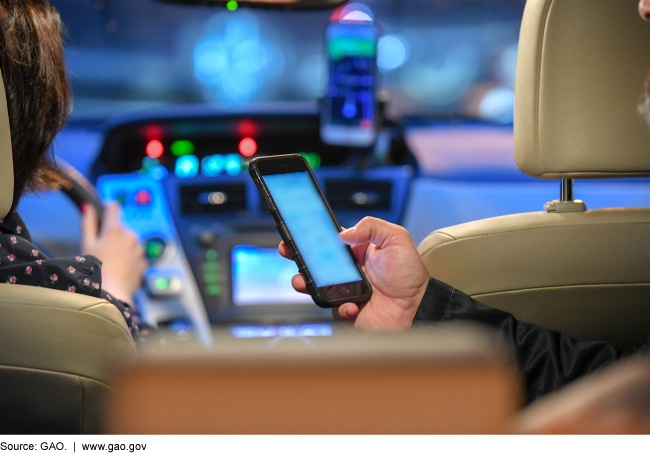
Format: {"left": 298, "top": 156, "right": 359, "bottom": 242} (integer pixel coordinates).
{"left": 0, "top": 0, "right": 70, "bottom": 212}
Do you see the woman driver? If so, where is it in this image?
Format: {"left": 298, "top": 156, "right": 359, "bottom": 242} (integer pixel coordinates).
{"left": 0, "top": 0, "right": 147, "bottom": 338}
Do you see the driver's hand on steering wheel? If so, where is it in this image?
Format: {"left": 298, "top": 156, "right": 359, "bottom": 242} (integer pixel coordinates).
{"left": 278, "top": 217, "right": 430, "bottom": 332}
{"left": 81, "top": 203, "right": 147, "bottom": 305}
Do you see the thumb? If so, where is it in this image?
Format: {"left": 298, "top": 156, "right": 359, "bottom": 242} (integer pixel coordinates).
{"left": 80, "top": 203, "right": 98, "bottom": 252}
{"left": 340, "top": 217, "right": 407, "bottom": 248}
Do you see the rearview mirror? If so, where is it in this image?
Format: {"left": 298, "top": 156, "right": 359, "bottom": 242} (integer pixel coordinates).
{"left": 159, "top": 0, "right": 348, "bottom": 10}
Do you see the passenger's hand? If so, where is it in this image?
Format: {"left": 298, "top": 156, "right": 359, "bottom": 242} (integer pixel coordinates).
{"left": 514, "top": 357, "right": 650, "bottom": 434}
{"left": 81, "top": 203, "right": 147, "bottom": 304}
{"left": 279, "top": 217, "right": 430, "bottom": 331}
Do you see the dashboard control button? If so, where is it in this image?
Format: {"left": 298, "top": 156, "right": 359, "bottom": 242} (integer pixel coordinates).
{"left": 146, "top": 275, "right": 183, "bottom": 297}
{"left": 203, "top": 272, "right": 220, "bottom": 283}
{"left": 197, "top": 231, "right": 217, "bottom": 248}
{"left": 204, "top": 284, "right": 222, "bottom": 296}
{"left": 135, "top": 189, "right": 152, "bottom": 205}
{"left": 203, "top": 261, "right": 219, "bottom": 272}
{"left": 115, "top": 192, "right": 127, "bottom": 205}
{"left": 144, "top": 237, "right": 167, "bottom": 262}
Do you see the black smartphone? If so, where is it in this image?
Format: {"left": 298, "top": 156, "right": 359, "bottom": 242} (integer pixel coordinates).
{"left": 249, "top": 154, "right": 372, "bottom": 308}
{"left": 320, "top": 20, "right": 379, "bottom": 147}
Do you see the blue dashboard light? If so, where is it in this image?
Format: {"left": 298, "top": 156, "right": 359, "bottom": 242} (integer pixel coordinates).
{"left": 224, "top": 154, "right": 242, "bottom": 176}
{"left": 231, "top": 324, "right": 332, "bottom": 338}
{"left": 149, "top": 165, "right": 168, "bottom": 180}
{"left": 277, "top": 326, "right": 298, "bottom": 337}
{"left": 298, "top": 324, "right": 333, "bottom": 337}
{"left": 201, "top": 154, "right": 225, "bottom": 177}
{"left": 175, "top": 155, "right": 199, "bottom": 178}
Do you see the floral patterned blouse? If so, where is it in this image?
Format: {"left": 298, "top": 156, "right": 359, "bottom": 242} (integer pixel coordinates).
{"left": 0, "top": 211, "right": 141, "bottom": 340}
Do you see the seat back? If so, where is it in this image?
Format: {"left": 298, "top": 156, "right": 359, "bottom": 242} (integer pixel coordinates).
{"left": 0, "top": 284, "right": 137, "bottom": 433}
{"left": 419, "top": 209, "right": 650, "bottom": 350}
{"left": 105, "top": 327, "right": 521, "bottom": 434}
{"left": 0, "top": 38, "right": 136, "bottom": 433}
{"left": 419, "top": 0, "right": 650, "bottom": 350}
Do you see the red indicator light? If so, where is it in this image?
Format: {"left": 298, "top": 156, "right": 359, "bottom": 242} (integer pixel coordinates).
{"left": 135, "top": 189, "right": 152, "bottom": 206}
{"left": 146, "top": 140, "right": 164, "bottom": 159}
{"left": 236, "top": 119, "right": 259, "bottom": 137}
{"left": 238, "top": 138, "right": 257, "bottom": 157}
{"left": 360, "top": 119, "right": 373, "bottom": 130}
{"left": 142, "top": 124, "right": 165, "bottom": 141}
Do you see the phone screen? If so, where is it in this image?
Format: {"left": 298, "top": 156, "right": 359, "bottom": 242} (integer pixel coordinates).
{"left": 262, "top": 171, "right": 362, "bottom": 288}
{"left": 321, "top": 22, "right": 378, "bottom": 147}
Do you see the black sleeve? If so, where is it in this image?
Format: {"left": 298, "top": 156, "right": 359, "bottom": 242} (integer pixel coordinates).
{"left": 413, "top": 278, "right": 642, "bottom": 404}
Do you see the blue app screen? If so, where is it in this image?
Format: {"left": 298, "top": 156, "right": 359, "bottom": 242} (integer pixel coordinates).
{"left": 263, "top": 171, "right": 362, "bottom": 288}
{"left": 326, "top": 23, "right": 377, "bottom": 129}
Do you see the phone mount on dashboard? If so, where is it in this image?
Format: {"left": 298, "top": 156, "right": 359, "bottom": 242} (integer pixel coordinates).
{"left": 319, "top": 2, "right": 382, "bottom": 152}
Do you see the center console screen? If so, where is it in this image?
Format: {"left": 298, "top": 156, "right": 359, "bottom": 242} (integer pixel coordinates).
{"left": 231, "top": 245, "right": 312, "bottom": 306}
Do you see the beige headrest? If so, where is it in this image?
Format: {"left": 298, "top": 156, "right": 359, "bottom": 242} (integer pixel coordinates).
{"left": 514, "top": 0, "right": 650, "bottom": 179}
{"left": 0, "top": 68, "right": 11, "bottom": 219}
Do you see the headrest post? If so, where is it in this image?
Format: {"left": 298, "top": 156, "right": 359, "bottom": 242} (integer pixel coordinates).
{"left": 545, "top": 178, "right": 586, "bottom": 212}
{"left": 560, "top": 179, "right": 574, "bottom": 202}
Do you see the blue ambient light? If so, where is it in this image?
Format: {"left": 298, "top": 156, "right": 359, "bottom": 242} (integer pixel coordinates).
{"left": 175, "top": 155, "right": 199, "bottom": 178}
{"left": 231, "top": 324, "right": 332, "bottom": 338}
{"left": 201, "top": 154, "right": 225, "bottom": 177}
{"left": 224, "top": 154, "right": 242, "bottom": 176}
{"left": 149, "top": 165, "right": 168, "bottom": 180}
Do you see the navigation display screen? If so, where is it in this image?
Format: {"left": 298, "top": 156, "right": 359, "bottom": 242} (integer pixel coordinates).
{"left": 262, "top": 171, "right": 362, "bottom": 288}
{"left": 231, "top": 245, "right": 312, "bottom": 305}
{"left": 325, "top": 23, "right": 377, "bottom": 129}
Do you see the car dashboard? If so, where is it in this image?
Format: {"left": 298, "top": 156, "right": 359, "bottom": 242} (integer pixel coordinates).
{"left": 86, "top": 102, "right": 412, "bottom": 344}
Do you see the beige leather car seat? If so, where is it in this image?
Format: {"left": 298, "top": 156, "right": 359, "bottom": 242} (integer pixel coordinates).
{"left": 419, "top": 0, "right": 650, "bottom": 351}
{"left": 0, "top": 69, "right": 137, "bottom": 433}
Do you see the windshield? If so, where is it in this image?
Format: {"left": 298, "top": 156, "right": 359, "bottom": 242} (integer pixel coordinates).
{"left": 52, "top": 0, "right": 525, "bottom": 122}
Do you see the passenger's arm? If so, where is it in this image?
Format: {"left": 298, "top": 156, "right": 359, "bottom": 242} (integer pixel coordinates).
{"left": 279, "top": 216, "right": 636, "bottom": 403}
{"left": 415, "top": 277, "right": 629, "bottom": 403}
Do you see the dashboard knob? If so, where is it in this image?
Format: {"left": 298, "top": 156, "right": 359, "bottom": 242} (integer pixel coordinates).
{"left": 143, "top": 237, "right": 168, "bottom": 262}
{"left": 197, "top": 231, "right": 217, "bottom": 248}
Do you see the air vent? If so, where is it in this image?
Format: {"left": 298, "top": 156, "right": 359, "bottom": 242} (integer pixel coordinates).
{"left": 180, "top": 183, "right": 247, "bottom": 214}
{"left": 325, "top": 180, "right": 392, "bottom": 211}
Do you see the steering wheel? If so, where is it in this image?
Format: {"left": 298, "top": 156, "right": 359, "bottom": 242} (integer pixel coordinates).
{"left": 53, "top": 161, "right": 104, "bottom": 230}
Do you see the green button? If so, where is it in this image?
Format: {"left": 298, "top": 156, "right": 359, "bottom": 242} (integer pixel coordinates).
{"left": 203, "top": 273, "right": 220, "bottom": 284}
{"left": 299, "top": 152, "right": 321, "bottom": 169}
{"left": 145, "top": 239, "right": 166, "bottom": 260}
{"left": 205, "top": 249, "right": 218, "bottom": 261}
{"left": 205, "top": 284, "right": 221, "bottom": 296}
{"left": 154, "top": 277, "right": 169, "bottom": 290}
{"left": 170, "top": 140, "right": 194, "bottom": 157}
{"left": 203, "top": 262, "right": 219, "bottom": 272}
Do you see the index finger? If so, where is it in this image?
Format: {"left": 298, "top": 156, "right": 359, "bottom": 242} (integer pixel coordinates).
{"left": 102, "top": 202, "right": 121, "bottom": 229}
{"left": 80, "top": 203, "right": 98, "bottom": 239}
{"left": 278, "top": 241, "right": 292, "bottom": 260}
